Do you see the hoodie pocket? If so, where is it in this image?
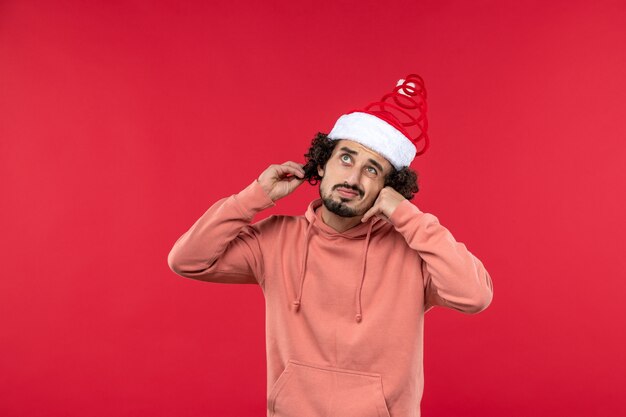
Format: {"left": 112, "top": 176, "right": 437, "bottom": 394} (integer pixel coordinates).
{"left": 268, "top": 359, "right": 391, "bottom": 417}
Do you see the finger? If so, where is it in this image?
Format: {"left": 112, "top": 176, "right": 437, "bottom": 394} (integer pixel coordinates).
{"left": 282, "top": 161, "right": 306, "bottom": 177}
{"left": 361, "top": 203, "right": 379, "bottom": 223}
{"left": 284, "top": 175, "right": 307, "bottom": 195}
{"left": 362, "top": 194, "right": 383, "bottom": 222}
{"left": 276, "top": 165, "right": 305, "bottom": 179}
{"left": 278, "top": 162, "right": 304, "bottom": 174}
{"left": 282, "top": 160, "right": 304, "bottom": 168}
{"left": 285, "top": 174, "right": 306, "bottom": 183}
{"left": 288, "top": 176, "right": 306, "bottom": 190}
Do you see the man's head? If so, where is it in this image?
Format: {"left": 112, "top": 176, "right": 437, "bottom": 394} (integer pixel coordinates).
{"left": 302, "top": 133, "right": 419, "bottom": 217}
{"left": 301, "top": 75, "right": 427, "bottom": 218}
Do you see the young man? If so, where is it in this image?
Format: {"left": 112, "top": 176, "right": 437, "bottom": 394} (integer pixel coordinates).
{"left": 167, "top": 75, "right": 494, "bottom": 417}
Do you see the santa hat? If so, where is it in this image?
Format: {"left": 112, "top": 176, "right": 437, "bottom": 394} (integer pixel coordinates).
{"left": 327, "top": 74, "right": 430, "bottom": 170}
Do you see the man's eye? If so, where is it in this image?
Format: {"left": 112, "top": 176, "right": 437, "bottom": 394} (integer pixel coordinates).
{"left": 341, "top": 154, "right": 351, "bottom": 163}
{"left": 367, "top": 167, "right": 377, "bottom": 174}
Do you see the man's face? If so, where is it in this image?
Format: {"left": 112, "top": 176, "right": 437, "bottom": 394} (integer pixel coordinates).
{"left": 317, "top": 139, "right": 393, "bottom": 217}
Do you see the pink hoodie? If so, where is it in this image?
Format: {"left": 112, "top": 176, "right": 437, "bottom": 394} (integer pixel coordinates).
{"left": 168, "top": 179, "right": 494, "bottom": 417}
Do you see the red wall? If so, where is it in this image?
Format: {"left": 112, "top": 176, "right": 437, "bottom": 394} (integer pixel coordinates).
{"left": 1, "top": 1, "right": 625, "bottom": 416}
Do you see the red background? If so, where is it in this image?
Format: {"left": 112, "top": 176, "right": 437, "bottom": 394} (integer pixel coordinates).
{"left": 1, "top": 1, "right": 625, "bottom": 416}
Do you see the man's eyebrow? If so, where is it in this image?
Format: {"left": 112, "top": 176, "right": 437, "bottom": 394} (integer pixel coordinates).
{"left": 339, "top": 146, "right": 385, "bottom": 173}
{"left": 339, "top": 146, "right": 358, "bottom": 155}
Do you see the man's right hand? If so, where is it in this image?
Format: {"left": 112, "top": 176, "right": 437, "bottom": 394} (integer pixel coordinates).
{"left": 257, "top": 161, "right": 306, "bottom": 202}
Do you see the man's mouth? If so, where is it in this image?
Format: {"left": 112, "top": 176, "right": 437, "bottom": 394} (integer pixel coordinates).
{"left": 336, "top": 187, "right": 359, "bottom": 198}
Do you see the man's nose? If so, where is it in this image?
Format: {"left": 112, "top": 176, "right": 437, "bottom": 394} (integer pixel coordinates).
{"left": 344, "top": 167, "right": 362, "bottom": 188}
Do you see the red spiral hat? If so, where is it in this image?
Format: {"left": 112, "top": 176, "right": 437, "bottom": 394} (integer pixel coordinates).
{"left": 327, "top": 74, "right": 430, "bottom": 169}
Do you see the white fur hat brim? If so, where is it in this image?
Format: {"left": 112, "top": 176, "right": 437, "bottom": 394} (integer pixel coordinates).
{"left": 327, "top": 112, "right": 416, "bottom": 170}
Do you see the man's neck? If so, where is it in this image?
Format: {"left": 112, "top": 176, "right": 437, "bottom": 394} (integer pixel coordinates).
{"left": 319, "top": 205, "right": 364, "bottom": 233}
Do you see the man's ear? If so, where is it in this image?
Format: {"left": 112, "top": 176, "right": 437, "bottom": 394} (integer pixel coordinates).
{"left": 317, "top": 164, "right": 324, "bottom": 178}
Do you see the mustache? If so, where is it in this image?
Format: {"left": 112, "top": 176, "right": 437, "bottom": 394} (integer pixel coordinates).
{"left": 333, "top": 183, "right": 363, "bottom": 196}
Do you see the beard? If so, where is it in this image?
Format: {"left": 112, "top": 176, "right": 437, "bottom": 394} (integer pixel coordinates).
{"left": 322, "top": 195, "right": 359, "bottom": 217}
{"left": 319, "top": 183, "right": 366, "bottom": 217}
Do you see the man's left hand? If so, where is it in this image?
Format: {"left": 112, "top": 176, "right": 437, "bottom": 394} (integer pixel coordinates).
{"left": 361, "top": 187, "right": 406, "bottom": 223}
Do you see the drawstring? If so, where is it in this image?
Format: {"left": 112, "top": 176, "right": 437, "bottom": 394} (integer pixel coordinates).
{"left": 293, "top": 216, "right": 316, "bottom": 312}
{"left": 293, "top": 214, "right": 375, "bottom": 324}
{"left": 355, "top": 220, "right": 374, "bottom": 323}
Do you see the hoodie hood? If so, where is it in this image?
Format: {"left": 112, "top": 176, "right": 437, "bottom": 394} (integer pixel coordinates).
{"left": 291, "top": 198, "right": 390, "bottom": 323}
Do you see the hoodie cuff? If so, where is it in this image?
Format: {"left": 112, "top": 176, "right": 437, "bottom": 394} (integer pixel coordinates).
{"left": 232, "top": 179, "right": 276, "bottom": 220}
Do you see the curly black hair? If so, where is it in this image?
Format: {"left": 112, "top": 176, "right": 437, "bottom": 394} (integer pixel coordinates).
{"left": 302, "top": 132, "right": 420, "bottom": 200}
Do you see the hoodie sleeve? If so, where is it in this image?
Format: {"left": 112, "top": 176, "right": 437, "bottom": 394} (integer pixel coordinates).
{"left": 389, "top": 199, "right": 494, "bottom": 314}
{"left": 167, "top": 179, "right": 276, "bottom": 287}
